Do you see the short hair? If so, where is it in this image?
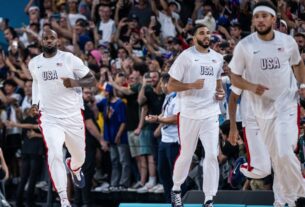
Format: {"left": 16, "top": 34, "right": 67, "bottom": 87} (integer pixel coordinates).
{"left": 5, "top": 27, "right": 18, "bottom": 39}
{"left": 133, "top": 62, "right": 148, "bottom": 76}
{"left": 75, "top": 18, "right": 88, "bottom": 27}
{"left": 161, "top": 73, "right": 170, "bottom": 83}
{"left": 253, "top": 0, "right": 277, "bottom": 16}
{"left": 192, "top": 24, "right": 208, "bottom": 35}
{"left": 294, "top": 32, "right": 305, "bottom": 39}
{"left": 4, "top": 79, "right": 17, "bottom": 88}
{"left": 224, "top": 54, "right": 233, "bottom": 63}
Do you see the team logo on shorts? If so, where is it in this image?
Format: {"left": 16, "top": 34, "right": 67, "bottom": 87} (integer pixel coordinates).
{"left": 42, "top": 70, "right": 59, "bottom": 80}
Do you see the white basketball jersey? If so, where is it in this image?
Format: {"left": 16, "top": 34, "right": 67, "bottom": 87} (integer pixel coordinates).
{"left": 169, "top": 46, "right": 223, "bottom": 119}
{"left": 28, "top": 50, "right": 89, "bottom": 118}
{"left": 229, "top": 31, "right": 300, "bottom": 119}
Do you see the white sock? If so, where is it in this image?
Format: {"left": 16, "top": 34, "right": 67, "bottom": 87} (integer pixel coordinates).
{"left": 172, "top": 185, "right": 181, "bottom": 192}
{"left": 204, "top": 196, "right": 213, "bottom": 203}
{"left": 148, "top": 176, "right": 156, "bottom": 185}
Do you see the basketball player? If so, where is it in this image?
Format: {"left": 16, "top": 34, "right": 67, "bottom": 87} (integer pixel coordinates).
{"left": 28, "top": 29, "right": 96, "bottom": 207}
{"left": 229, "top": 1, "right": 305, "bottom": 206}
{"left": 168, "top": 24, "right": 225, "bottom": 207}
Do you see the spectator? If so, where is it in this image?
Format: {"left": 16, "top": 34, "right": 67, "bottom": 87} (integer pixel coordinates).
{"left": 14, "top": 106, "right": 43, "bottom": 207}
{"left": 137, "top": 70, "right": 164, "bottom": 193}
{"left": 128, "top": 0, "right": 154, "bottom": 27}
{"left": 97, "top": 83, "right": 131, "bottom": 191}
{"left": 145, "top": 73, "right": 179, "bottom": 201}
{"left": 96, "top": 4, "right": 116, "bottom": 44}
{"left": 74, "top": 87, "right": 108, "bottom": 206}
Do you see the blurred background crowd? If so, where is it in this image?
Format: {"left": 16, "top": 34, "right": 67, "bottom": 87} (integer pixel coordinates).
{"left": 0, "top": 0, "right": 305, "bottom": 206}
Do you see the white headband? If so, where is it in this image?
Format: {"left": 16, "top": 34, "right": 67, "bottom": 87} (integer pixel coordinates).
{"left": 253, "top": 6, "right": 276, "bottom": 16}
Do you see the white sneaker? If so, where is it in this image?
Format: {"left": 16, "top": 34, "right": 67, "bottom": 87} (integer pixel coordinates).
{"left": 153, "top": 184, "right": 164, "bottom": 194}
{"left": 35, "top": 181, "right": 48, "bottom": 188}
{"left": 127, "top": 181, "right": 143, "bottom": 192}
{"left": 148, "top": 183, "right": 162, "bottom": 193}
{"left": 137, "top": 182, "right": 156, "bottom": 193}
{"left": 93, "top": 182, "right": 109, "bottom": 192}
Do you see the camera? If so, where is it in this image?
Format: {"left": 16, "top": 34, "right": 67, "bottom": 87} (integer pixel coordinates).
{"left": 219, "top": 41, "right": 229, "bottom": 49}
{"left": 144, "top": 72, "right": 151, "bottom": 79}
{"left": 50, "top": 13, "right": 61, "bottom": 22}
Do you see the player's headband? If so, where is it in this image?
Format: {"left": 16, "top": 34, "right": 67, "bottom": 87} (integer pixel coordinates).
{"left": 253, "top": 6, "right": 276, "bottom": 17}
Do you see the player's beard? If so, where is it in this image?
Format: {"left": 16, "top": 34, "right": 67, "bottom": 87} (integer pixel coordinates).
{"left": 197, "top": 39, "right": 209, "bottom": 49}
{"left": 42, "top": 45, "right": 57, "bottom": 55}
{"left": 256, "top": 25, "right": 272, "bottom": 36}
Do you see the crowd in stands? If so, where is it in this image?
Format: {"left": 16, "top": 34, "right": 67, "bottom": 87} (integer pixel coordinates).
{"left": 0, "top": 0, "right": 305, "bottom": 206}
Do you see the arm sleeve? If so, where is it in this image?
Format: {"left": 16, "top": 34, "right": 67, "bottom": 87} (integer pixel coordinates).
{"left": 28, "top": 60, "right": 39, "bottom": 106}
{"left": 70, "top": 54, "right": 90, "bottom": 79}
{"left": 228, "top": 42, "right": 246, "bottom": 75}
{"left": 289, "top": 37, "right": 302, "bottom": 66}
{"left": 168, "top": 52, "right": 187, "bottom": 81}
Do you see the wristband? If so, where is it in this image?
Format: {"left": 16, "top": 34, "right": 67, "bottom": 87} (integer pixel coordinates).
{"left": 300, "top": 84, "right": 305, "bottom": 89}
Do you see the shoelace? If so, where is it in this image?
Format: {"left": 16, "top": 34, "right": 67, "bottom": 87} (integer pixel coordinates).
{"left": 174, "top": 193, "right": 182, "bottom": 206}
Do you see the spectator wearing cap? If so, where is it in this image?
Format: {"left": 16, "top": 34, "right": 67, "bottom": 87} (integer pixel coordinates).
{"left": 25, "top": 6, "right": 40, "bottom": 24}
{"left": 87, "top": 49, "right": 102, "bottom": 73}
{"left": 128, "top": 0, "right": 154, "bottom": 27}
{"left": 78, "top": 0, "right": 92, "bottom": 20}
{"left": 96, "top": 4, "right": 116, "bottom": 44}
{"left": 96, "top": 83, "right": 131, "bottom": 191}
{"left": 56, "top": 0, "right": 67, "bottom": 13}
{"left": 151, "top": 0, "right": 181, "bottom": 39}
{"left": 278, "top": 19, "right": 288, "bottom": 34}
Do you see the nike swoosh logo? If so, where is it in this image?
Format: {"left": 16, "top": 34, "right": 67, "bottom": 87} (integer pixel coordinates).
{"left": 253, "top": 51, "right": 260, "bottom": 54}
{"left": 194, "top": 59, "right": 199, "bottom": 61}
